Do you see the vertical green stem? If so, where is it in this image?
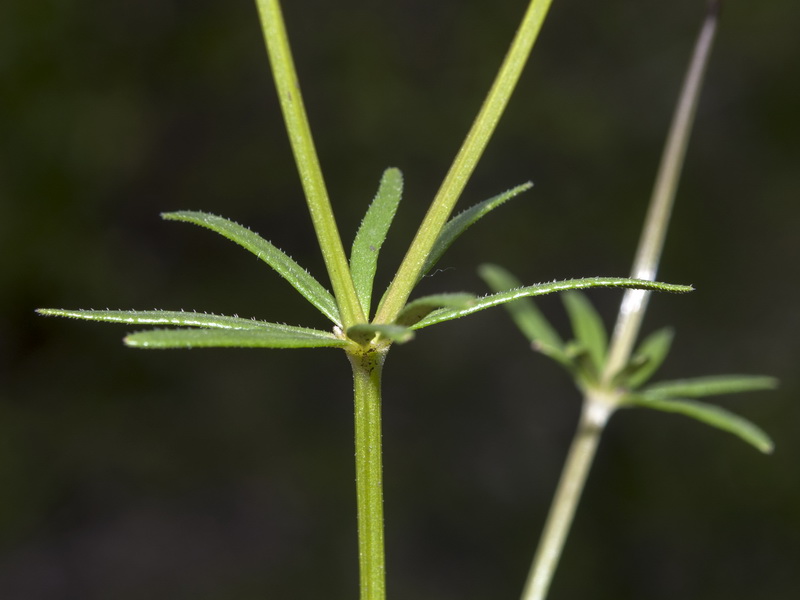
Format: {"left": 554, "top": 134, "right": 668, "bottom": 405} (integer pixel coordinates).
{"left": 348, "top": 349, "right": 388, "bottom": 600}
{"left": 603, "top": 1, "right": 720, "bottom": 381}
{"left": 520, "top": 394, "right": 612, "bottom": 600}
{"left": 374, "top": 0, "right": 554, "bottom": 324}
{"left": 255, "top": 0, "right": 365, "bottom": 327}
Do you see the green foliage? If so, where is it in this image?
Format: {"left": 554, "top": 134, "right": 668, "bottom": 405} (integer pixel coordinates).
{"left": 36, "top": 308, "right": 350, "bottom": 349}
{"left": 419, "top": 182, "right": 533, "bottom": 282}
{"left": 163, "top": 211, "right": 342, "bottom": 326}
{"left": 637, "top": 374, "right": 778, "bottom": 398}
{"left": 124, "top": 326, "right": 349, "bottom": 350}
{"left": 395, "top": 293, "right": 477, "bottom": 328}
{"left": 350, "top": 168, "right": 403, "bottom": 319}
{"left": 477, "top": 264, "right": 570, "bottom": 366}
{"left": 625, "top": 396, "right": 774, "bottom": 454}
{"left": 36, "top": 308, "right": 273, "bottom": 330}
{"left": 347, "top": 323, "right": 414, "bottom": 346}
{"left": 40, "top": 180, "right": 685, "bottom": 353}
{"left": 618, "top": 327, "right": 675, "bottom": 388}
{"left": 480, "top": 263, "right": 776, "bottom": 454}
{"left": 561, "top": 291, "right": 608, "bottom": 378}
{"left": 34, "top": 2, "right": 777, "bottom": 600}
{"left": 419, "top": 275, "right": 690, "bottom": 330}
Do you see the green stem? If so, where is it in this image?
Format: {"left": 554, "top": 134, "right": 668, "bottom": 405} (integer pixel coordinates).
{"left": 348, "top": 349, "right": 388, "bottom": 600}
{"left": 520, "top": 393, "right": 613, "bottom": 600}
{"left": 374, "top": 0, "right": 554, "bottom": 324}
{"left": 603, "top": 1, "right": 720, "bottom": 381}
{"left": 255, "top": 0, "right": 365, "bottom": 327}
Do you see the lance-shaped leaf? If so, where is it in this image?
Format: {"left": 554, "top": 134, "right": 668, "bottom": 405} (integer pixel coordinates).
{"left": 125, "top": 325, "right": 349, "bottom": 349}
{"left": 554, "top": 341, "right": 602, "bottom": 389}
{"left": 419, "top": 182, "right": 533, "bottom": 281}
{"left": 347, "top": 323, "right": 415, "bottom": 345}
{"left": 624, "top": 394, "right": 774, "bottom": 454}
{"left": 478, "top": 264, "right": 572, "bottom": 367}
{"left": 412, "top": 278, "right": 693, "bottom": 330}
{"left": 163, "top": 211, "right": 341, "bottom": 325}
{"left": 350, "top": 168, "right": 403, "bottom": 318}
{"left": 640, "top": 375, "right": 779, "bottom": 398}
{"left": 395, "top": 293, "right": 476, "bottom": 327}
{"left": 562, "top": 291, "right": 608, "bottom": 375}
{"left": 37, "top": 308, "right": 283, "bottom": 330}
{"left": 613, "top": 327, "right": 675, "bottom": 389}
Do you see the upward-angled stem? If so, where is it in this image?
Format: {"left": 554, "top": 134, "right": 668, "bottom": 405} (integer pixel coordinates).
{"left": 255, "top": 0, "right": 365, "bottom": 328}
{"left": 603, "top": 1, "right": 720, "bottom": 381}
{"left": 374, "top": 0, "right": 554, "bottom": 324}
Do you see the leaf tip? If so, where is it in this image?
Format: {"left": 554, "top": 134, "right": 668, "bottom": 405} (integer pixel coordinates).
{"left": 122, "top": 334, "right": 142, "bottom": 347}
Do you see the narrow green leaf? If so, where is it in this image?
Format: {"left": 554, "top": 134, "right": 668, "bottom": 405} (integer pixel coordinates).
{"left": 616, "top": 327, "right": 675, "bottom": 388}
{"left": 412, "top": 277, "right": 693, "bottom": 330}
{"left": 125, "top": 325, "right": 349, "bottom": 349}
{"left": 641, "top": 375, "right": 779, "bottom": 398}
{"left": 419, "top": 182, "right": 533, "bottom": 281}
{"left": 561, "top": 291, "right": 607, "bottom": 374}
{"left": 395, "top": 293, "right": 476, "bottom": 327}
{"left": 350, "top": 168, "right": 403, "bottom": 319}
{"left": 37, "top": 308, "right": 283, "bottom": 330}
{"left": 478, "top": 264, "right": 565, "bottom": 351}
{"left": 347, "top": 323, "right": 415, "bottom": 345}
{"left": 626, "top": 395, "right": 774, "bottom": 454}
{"left": 478, "top": 263, "right": 576, "bottom": 374}
{"left": 162, "top": 211, "right": 341, "bottom": 325}
{"left": 562, "top": 343, "right": 600, "bottom": 389}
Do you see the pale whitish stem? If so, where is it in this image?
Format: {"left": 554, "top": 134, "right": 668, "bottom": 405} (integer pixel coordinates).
{"left": 603, "top": 2, "right": 720, "bottom": 382}
{"left": 521, "top": 5, "right": 721, "bottom": 600}
{"left": 520, "top": 393, "right": 614, "bottom": 600}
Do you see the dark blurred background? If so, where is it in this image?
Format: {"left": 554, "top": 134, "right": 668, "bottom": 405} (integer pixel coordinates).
{"left": 2, "top": 0, "right": 798, "bottom": 598}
